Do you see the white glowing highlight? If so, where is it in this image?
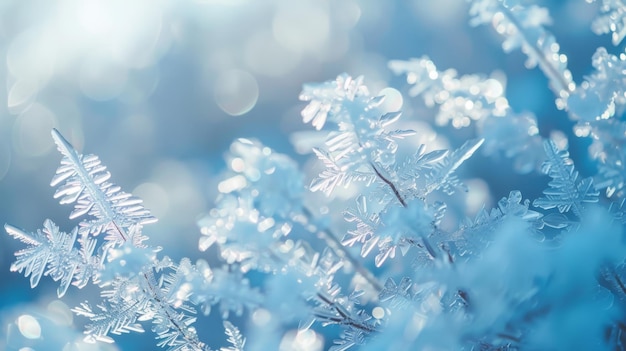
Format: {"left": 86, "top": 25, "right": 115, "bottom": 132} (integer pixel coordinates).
{"left": 17, "top": 315, "right": 41, "bottom": 339}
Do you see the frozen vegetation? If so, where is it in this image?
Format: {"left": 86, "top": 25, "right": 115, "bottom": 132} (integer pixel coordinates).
{"left": 4, "top": 0, "right": 626, "bottom": 350}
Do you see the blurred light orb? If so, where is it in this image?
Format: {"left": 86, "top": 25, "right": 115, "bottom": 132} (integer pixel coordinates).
{"left": 465, "top": 178, "right": 491, "bottom": 215}
{"left": 550, "top": 130, "right": 569, "bottom": 150}
{"left": 483, "top": 78, "right": 504, "bottom": 99}
{"left": 214, "top": 69, "right": 259, "bottom": 116}
{"left": 252, "top": 308, "right": 272, "bottom": 326}
{"left": 372, "top": 306, "right": 385, "bottom": 319}
{"left": 7, "top": 79, "right": 38, "bottom": 113}
{"left": 377, "top": 87, "right": 403, "bottom": 113}
{"left": 17, "top": 314, "right": 41, "bottom": 339}
{"left": 279, "top": 329, "right": 323, "bottom": 351}
{"left": 272, "top": 2, "right": 330, "bottom": 54}
{"left": 12, "top": 103, "right": 58, "bottom": 157}
{"left": 47, "top": 300, "right": 73, "bottom": 326}
{"left": 218, "top": 175, "right": 247, "bottom": 193}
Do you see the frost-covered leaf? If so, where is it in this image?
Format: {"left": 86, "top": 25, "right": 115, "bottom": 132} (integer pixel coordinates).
{"left": 51, "top": 129, "right": 156, "bottom": 244}
{"left": 568, "top": 48, "right": 626, "bottom": 121}
{"left": 299, "top": 74, "right": 414, "bottom": 197}
{"left": 379, "top": 277, "right": 415, "bottom": 306}
{"left": 74, "top": 264, "right": 214, "bottom": 351}
{"left": 193, "top": 265, "right": 263, "bottom": 319}
{"left": 453, "top": 191, "right": 543, "bottom": 259}
{"left": 343, "top": 196, "right": 446, "bottom": 267}
{"left": 479, "top": 112, "right": 544, "bottom": 174}
{"left": 389, "top": 57, "right": 508, "bottom": 128}
{"left": 533, "top": 140, "right": 599, "bottom": 218}
{"left": 421, "top": 138, "right": 484, "bottom": 196}
{"left": 300, "top": 74, "right": 369, "bottom": 131}
{"left": 221, "top": 321, "right": 245, "bottom": 351}
{"left": 309, "top": 288, "right": 377, "bottom": 347}
{"left": 309, "top": 147, "right": 376, "bottom": 196}
{"left": 467, "top": 0, "right": 575, "bottom": 102}
{"left": 73, "top": 293, "right": 147, "bottom": 343}
{"left": 391, "top": 57, "right": 544, "bottom": 174}
{"left": 5, "top": 220, "right": 100, "bottom": 297}
{"left": 199, "top": 139, "right": 309, "bottom": 273}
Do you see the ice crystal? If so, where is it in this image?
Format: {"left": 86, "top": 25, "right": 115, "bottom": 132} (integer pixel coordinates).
{"left": 6, "top": 220, "right": 97, "bottom": 297}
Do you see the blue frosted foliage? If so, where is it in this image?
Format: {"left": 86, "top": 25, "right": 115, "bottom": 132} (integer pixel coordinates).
{"left": 7, "top": 1, "right": 626, "bottom": 350}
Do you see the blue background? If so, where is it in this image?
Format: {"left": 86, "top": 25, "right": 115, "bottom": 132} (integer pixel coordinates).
{"left": 0, "top": 0, "right": 616, "bottom": 350}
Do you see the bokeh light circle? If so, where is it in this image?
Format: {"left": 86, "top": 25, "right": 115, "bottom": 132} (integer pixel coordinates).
{"left": 214, "top": 69, "right": 259, "bottom": 116}
{"left": 17, "top": 314, "right": 41, "bottom": 339}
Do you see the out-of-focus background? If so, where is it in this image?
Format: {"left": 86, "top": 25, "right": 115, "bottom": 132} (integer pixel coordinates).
{"left": 0, "top": 0, "right": 608, "bottom": 349}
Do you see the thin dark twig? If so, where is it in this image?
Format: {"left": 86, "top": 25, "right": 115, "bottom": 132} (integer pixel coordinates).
{"left": 369, "top": 162, "right": 407, "bottom": 207}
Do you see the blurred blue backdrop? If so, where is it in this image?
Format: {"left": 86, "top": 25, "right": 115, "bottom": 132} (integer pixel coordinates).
{"left": 0, "top": 0, "right": 612, "bottom": 350}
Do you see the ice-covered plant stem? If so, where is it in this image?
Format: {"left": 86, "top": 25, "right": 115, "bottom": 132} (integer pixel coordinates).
{"left": 6, "top": 130, "right": 255, "bottom": 351}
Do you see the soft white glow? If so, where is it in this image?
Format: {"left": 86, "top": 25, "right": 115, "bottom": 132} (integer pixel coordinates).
{"left": 252, "top": 308, "right": 272, "bottom": 326}
{"left": 17, "top": 315, "right": 41, "bottom": 339}
{"left": 218, "top": 175, "right": 247, "bottom": 193}
{"left": 47, "top": 300, "right": 74, "bottom": 326}
{"left": 279, "top": 329, "right": 323, "bottom": 351}
{"left": 372, "top": 306, "right": 385, "bottom": 319}
{"left": 272, "top": 2, "right": 330, "bottom": 54}
{"left": 377, "top": 87, "right": 403, "bottom": 113}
